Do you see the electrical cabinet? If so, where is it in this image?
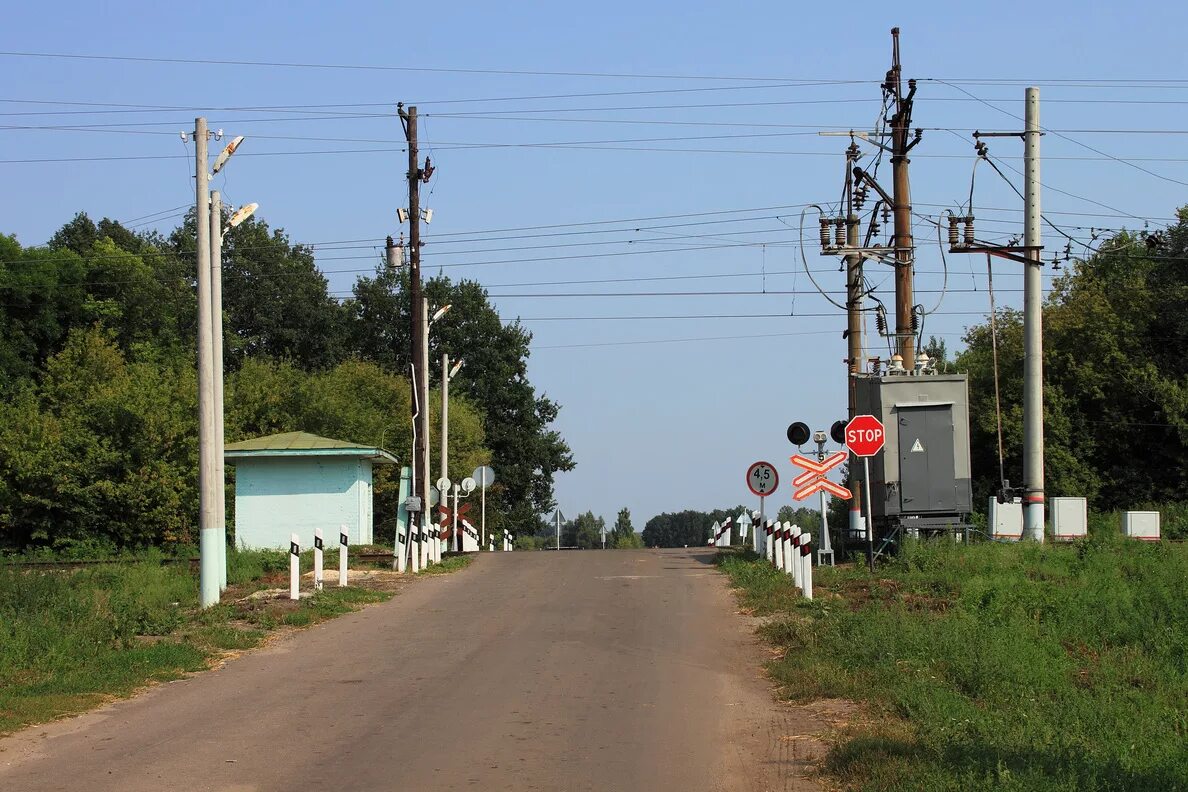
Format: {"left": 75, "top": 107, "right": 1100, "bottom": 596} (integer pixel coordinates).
{"left": 854, "top": 374, "right": 973, "bottom": 528}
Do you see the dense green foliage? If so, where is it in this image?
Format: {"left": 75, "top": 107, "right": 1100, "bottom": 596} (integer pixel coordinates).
{"left": 0, "top": 210, "right": 571, "bottom": 552}
{"left": 956, "top": 211, "right": 1187, "bottom": 509}
{"left": 719, "top": 537, "right": 1188, "bottom": 791}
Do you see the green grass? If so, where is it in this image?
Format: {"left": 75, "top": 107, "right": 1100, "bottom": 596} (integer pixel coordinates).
{"left": 718, "top": 536, "right": 1188, "bottom": 791}
{"left": 419, "top": 554, "right": 474, "bottom": 574}
{"left": 0, "top": 546, "right": 440, "bottom": 735}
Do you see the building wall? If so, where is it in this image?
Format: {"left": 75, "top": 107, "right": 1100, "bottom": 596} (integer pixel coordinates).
{"left": 232, "top": 457, "right": 374, "bottom": 550}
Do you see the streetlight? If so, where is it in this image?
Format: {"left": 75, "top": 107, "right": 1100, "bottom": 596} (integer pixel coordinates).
{"left": 191, "top": 117, "right": 248, "bottom": 608}
{"left": 416, "top": 301, "right": 453, "bottom": 567}
{"left": 441, "top": 353, "right": 464, "bottom": 549}
{"left": 211, "top": 195, "right": 257, "bottom": 594}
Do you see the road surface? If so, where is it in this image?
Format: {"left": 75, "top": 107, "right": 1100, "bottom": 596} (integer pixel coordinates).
{"left": 0, "top": 549, "right": 824, "bottom": 791}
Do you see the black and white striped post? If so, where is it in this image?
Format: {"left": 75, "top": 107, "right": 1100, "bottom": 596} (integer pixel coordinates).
{"left": 764, "top": 520, "right": 775, "bottom": 564}
{"left": 339, "top": 524, "right": 349, "bottom": 587}
{"left": 289, "top": 533, "right": 300, "bottom": 601}
{"left": 800, "top": 532, "right": 813, "bottom": 600}
{"left": 313, "top": 528, "right": 324, "bottom": 591}
{"left": 774, "top": 522, "right": 785, "bottom": 572}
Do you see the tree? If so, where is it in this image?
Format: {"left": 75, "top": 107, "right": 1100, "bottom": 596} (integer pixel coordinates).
{"left": 955, "top": 211, "right": 1188, "bottom": 509}
{"left": 346, "top": 270, "right": 574, "bottom": 534}
{"left": 641, "top": 505, "right": 750, "bottom": 548}
{"left": 170, "top": 210, "right": 348, "bottom": 371}
{"left": 560, "top": 511, "right": 604, "bottom": 549}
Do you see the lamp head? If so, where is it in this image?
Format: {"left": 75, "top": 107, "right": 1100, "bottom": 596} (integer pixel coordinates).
{"left": 211, "top": 135, "right": 245, "bottom": 175}
{"left": 227, "top": 202, "right": 258, "bottom": 228}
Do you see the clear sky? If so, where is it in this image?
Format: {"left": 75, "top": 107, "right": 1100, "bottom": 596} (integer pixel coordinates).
{"left": 2, "top": 1, "right": 1186, "bottom": 529}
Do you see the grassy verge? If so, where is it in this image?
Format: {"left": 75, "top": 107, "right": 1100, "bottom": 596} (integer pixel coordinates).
{"left": 0, "top": 547, "right": 467, "bottom": 735}
{"left": 718, "top": 536, "right": 1188, "bottom": 791}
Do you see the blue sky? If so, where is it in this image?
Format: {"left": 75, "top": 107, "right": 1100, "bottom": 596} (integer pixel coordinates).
{"left": 2, "top": 1, "right": 1186, "bottom": 529}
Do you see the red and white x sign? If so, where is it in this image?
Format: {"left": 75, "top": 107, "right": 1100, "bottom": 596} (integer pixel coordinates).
{"left": 790, "top": 452, "right": 852, "bottom": 501}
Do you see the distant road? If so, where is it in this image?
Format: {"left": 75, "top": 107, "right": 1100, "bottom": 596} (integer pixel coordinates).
{"left": 0, "top": 549, "right": 820, "bottom": 791}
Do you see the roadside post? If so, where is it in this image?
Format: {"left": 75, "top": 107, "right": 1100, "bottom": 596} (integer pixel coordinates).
{"left": 473, "top": 466, "right": 496, "bottom": 550}
{"left": 800, "top": 533, "right": 813, "bottom": 600}
{"left": 339, "top": 525, "right": 349, "bottom": 587}
{"left": 764, "top": 519, "right": 775, "bottom": 563}
{"left": 789, "top": 526, "right": 802, "bottom": 589}
{"left": 845, "top": 414, "right": 886, "bottom": 572}
{"left": 313, "top": 527, "right": 324, "bottom": 591}
{"left": 289, "top": 534, "right": 300, "bottom": 600}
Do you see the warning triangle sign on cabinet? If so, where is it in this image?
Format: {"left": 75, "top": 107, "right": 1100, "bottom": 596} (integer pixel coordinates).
{"left": 910, "top": 438, "right": 925, "bottom": 453}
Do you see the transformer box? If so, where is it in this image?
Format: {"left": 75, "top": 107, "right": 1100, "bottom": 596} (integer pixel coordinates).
{"left": 854, "top": 373, "right": 973, "bottom": 530}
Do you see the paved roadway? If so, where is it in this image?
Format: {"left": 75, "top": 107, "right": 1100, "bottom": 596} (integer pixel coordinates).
{"left": 0, "top": 549, "right": 821, "bottom": 791}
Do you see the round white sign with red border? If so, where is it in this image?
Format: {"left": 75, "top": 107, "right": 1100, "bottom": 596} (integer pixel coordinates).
{"left": 746, "top": 461, "right": 779, "bottom": 497}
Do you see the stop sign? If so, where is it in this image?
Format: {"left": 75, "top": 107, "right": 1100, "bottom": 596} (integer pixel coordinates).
{"left": 846, "top": 414, "right": 885, "bottom": 457}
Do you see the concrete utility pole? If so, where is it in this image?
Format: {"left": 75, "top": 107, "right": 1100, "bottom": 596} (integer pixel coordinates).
{"left": 887, "top": 27, "right": 919, "bottom": 366}
{"left": 209, "top": 190, "right": 227, "bottom": 592}
{"left": 1022, "top": 87, "right": 1045, "bottom": 541}
{"left": 193, "top": 117, "right": 218, "bottom": 608}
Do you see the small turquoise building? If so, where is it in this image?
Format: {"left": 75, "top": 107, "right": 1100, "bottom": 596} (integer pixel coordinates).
{"left": 225, "top": 431, "right": 398, "bottom": 550}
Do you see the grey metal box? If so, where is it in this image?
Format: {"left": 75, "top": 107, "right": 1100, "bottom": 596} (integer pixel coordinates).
{"left": 854, "top": 374, "right": 973, "bottom": 522}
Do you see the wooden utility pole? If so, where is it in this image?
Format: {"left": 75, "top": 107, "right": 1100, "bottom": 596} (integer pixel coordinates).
{"left": 887, "top": 27, "right": 919, "bottom": 366}
{"left": 399, "top": 103, "right": 427, "bottom": 568}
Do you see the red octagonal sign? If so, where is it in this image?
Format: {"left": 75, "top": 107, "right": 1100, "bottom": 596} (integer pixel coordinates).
{"left": 846, "top": 414, "right": 885, "bottom": 457}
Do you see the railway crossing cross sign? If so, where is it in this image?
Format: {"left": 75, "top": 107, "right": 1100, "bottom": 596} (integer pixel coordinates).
{"left": 790, "top": 451, "right": 852, "bottom": 501}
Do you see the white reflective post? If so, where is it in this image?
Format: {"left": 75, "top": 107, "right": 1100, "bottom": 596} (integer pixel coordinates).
{"left": 800, "top": 533, "right": 813, "bottom": 600}
{"left": 289, "top": 534, "right": 300, "bottom": 601}
{"left": 789, "top": 525, "right": 801, "bottom": 587}
{"left": 339, "top": 525, "right": 349, "bottom": 587}
{"left": 313, "top": 528, "right": 324, "bottom": 592}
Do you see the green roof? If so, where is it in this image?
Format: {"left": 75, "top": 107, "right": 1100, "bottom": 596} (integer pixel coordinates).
{"left": 224, "top": 431, "right": 398, "bottom": 464}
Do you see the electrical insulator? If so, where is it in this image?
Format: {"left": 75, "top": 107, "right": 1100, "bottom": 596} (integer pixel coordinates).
{"left": 834, "top": 218, "right": 846, "bottom": 249}
{"left": 963, "top": 216, "right": 976, "bottom": 245}
{"left": 882, "top": 205, "right": 891, "bottom": 225}
{"left": 947, "top": 216, "right": 960, "bottom": 247}
{"left": 819, "top": 219, "right": 832, "bottom": 249}
{"left": 875, "top": 308, "right": 887, "bottom": 336}
{"left": 911, "top": 308, "right": 921, "bottom": 334}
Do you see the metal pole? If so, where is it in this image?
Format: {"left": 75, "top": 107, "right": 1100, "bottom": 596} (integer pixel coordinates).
{"left": 556, "top": 509, "right": 560, "bottom": 550}
{"left": 209, "top": 190, "right": 227, "bottom": 592}
{"left": 421, "top": 297, "right": 431, "bottom": 567}
{"left": 452, "top": 486, "right": 460, "bottom": 551}
{"left": 441, "top": 353, "right": 449, "bottom": 488}
{"left": 481, "top": 481, "right": 487, "bottom": 550}
{"left": 194, "top": 118, "right": 219, "bottom": 609}
{"left": 1022, "top": 86, "right": 1045, "bottom": 542}
{"left": 864, "top": 457, "right": 875, "bottom": 573}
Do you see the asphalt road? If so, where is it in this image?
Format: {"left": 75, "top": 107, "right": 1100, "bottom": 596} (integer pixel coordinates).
{"left": 0, "top": 548, "right": 823, "bottom": 791}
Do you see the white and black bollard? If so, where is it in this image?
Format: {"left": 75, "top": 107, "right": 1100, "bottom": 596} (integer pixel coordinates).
{"left": 788, "top": 525, "right": 801, "bottom": 588}
{"left": 395, "top": 522, "right": 408, "bottom": 573}
{"left": 800, "top": 532, "right": 813, "bottom": 600}
{"left": 339, "top": 524, "right": 349, "bottom": 587}
{"left": 764, "top": 520, "right": 775, "bottom": 564}
{"left": 313, "top": 527, "right": 324, "bottom": 591}
{"left": 410, "top": 516, "right": 421, "bottom": 573}
{"left": 421, "top": 516, "right": 431, "bottom": 568}
{"left": 504, "top": 528, "right": 512, "bottom": 551}
{"left": 289, "top": 533, "right": 301, "bottom": 600}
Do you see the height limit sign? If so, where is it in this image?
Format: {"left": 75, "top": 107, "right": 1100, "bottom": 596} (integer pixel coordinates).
{"left": 746, "top": 461, "right": 779, "bottom": 498}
